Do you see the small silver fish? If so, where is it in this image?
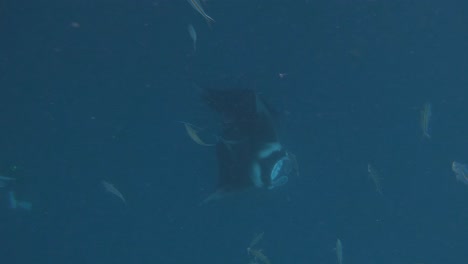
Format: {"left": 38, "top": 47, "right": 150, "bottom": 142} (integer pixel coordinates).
{"left": 187, "top": 0, "right": 215, "bottom": 25}
{"left": 182, "top": 122, "right": 214, "bottom": 146}
{"left": 452, "top": 161, "right": 468, "bottom": 185}
{"left": 420, "top": 102, "right": 432, "bottom": 139}
{"left": 336, "top": 238, "right": 343, "bottom": 264}
{"left": 102, "top": 180, "right": 127, "bottom": 205}
{"left": 368, "top": 163, "right": 383, "bottom": 195}
{"left": 187, "top": 24, "right": 197, "bottom": 51}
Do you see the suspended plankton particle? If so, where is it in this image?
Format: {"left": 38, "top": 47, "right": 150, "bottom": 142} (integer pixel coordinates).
{"left": 102, "top": 180, "right": 127, "bottom": 205}
{"left": 182, "top": 122, "right": 214, "bottom": 146}
{"left": 186, "top": 0, "right": 215, "bottom": 25}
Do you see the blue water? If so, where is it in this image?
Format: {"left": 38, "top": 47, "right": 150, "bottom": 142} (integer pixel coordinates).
{"left": 0, "top": 1, "right": 467, "bottom": 263}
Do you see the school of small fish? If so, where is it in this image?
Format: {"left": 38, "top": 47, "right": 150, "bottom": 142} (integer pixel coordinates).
{"left": 181, "top": 98, "right": 466, "bottom": 263}
{"left": 0, "top": 3, "right": 465, "bottom": 264}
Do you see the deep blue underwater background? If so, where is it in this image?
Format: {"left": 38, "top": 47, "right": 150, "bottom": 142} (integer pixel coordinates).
{"left": 0, "top": 0, "right": 467, "bottom": 263}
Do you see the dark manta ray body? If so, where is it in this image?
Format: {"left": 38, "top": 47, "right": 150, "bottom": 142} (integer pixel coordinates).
{"left": 202, "top": 88, "right": 296, "bottom": 203}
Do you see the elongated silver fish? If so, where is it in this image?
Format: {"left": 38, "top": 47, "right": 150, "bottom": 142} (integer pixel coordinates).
{"left": 420, "top": 102, "right": 432, "bottom": 139}
{"left": 452, "top": 161, "right": 468, "bottom": 185}
{"left": 187, "top": 24, "right": 197, "bottom": 51}
{"left": 336, "top": 238, "right": 343, "bottom": 264}
{"left": 187, "top": 0, "right": 215, "bottom": 24}
{"left": 368, "top": 163, "right": 383, "bottom": 195}
{"left": 102, "top": 180, "right": 127, "bottom": 205}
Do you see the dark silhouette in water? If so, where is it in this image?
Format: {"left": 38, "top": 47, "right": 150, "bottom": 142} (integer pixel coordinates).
{"left": 201, "top": 88, "right": 297, "bottom": 203}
